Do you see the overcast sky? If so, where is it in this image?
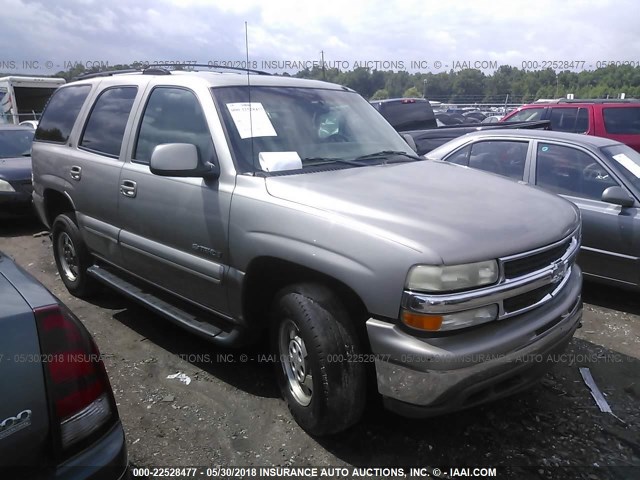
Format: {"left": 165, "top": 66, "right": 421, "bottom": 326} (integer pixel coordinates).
{"left": 2, "top": 0, "right": 639, "bottom": 75}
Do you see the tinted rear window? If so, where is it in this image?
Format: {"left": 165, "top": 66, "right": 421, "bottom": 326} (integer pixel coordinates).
{"left": 603, "top": 107, "right": 640, "bottom": 134}
{"left": 35, "top": 85, "right": 91, "bottom": 143}
{"left": 549, "top": 107, "right": 589, "bottom": 133}
{"left": 376, "top": 101, "right": 436, "bottom": 131}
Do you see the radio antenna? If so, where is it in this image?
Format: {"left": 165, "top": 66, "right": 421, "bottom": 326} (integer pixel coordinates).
{"left": 245, "top": 21, "right": 256, "bottom": 171}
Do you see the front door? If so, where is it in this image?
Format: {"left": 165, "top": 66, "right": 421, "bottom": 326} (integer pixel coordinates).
{"left": 533, "top": 140, "right": 640, "bottom": 286}
{"left": 117, "top": 86, "right": 231, "bottom": 314}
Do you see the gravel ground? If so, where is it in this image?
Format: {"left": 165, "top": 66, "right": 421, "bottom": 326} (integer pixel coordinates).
{"left": 1, "top": 218, "right": 638, "bottom": 480}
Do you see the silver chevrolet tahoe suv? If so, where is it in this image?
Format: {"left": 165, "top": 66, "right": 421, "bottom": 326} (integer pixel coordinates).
{"left": 31, "top": 67, "right": 583, "bottom": 435}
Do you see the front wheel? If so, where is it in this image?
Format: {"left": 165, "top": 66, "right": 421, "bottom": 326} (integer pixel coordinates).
{"left": 271, "top": 283, "right": 366, "bottom": 435}
{"left": 52, "top": 212, "right": 97, "bottom": 298}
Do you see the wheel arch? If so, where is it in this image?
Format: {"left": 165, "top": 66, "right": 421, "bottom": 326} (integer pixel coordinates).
{"left": 242, "top": 256, "right": 370, "bottom": 347}
{"left": 43, "top": 189, "right": 76, "bottom": 227}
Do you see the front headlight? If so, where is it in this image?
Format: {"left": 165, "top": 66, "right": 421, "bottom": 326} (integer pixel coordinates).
{"left": 0, "top": 179, "right": 15, "bottom": 192}
{"left": 406, "top": 260, "right": 499, "bottom": 292}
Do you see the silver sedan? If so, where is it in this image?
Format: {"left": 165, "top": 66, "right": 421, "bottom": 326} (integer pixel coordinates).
{"left": 427, "top": 129, "right": 640, "bottom": 289}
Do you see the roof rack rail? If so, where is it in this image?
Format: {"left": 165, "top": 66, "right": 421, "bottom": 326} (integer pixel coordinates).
{"left": 73, "top": 69, "right": 140, "bottom": 81}
{"left": 72, "top": 63, "right": 271, "bottom": 82}
{"left": 147, "top": 63, "right": 271, "bottom": 75}
{"left": 534, "top": 98, "right": 639, "bottom": 104}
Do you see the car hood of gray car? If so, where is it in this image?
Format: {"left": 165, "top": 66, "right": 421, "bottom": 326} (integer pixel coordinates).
{"left": 265, "top": 160, "right": 580, "bottom": 264}
{"left": 0, "top": 156, "right": 31, "bottom": 181}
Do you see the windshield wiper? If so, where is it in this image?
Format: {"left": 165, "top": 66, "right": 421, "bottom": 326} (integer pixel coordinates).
{"left": 301, "top": 157, "right": 367, "bottom": 167}
{"left": 353, "top": 150, "right": 423, "bottom": 162}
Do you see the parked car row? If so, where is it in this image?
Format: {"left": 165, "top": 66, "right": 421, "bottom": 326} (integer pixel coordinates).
{"left": 0, "top": 69, "right": 638, "bottom": 476}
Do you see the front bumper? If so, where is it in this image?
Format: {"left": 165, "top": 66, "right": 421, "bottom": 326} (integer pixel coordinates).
{"left": 0, "top": 188, "right": 34, "bottom": 218}
{"left": 367, "top": 265, "right": 582, "bottom": 417}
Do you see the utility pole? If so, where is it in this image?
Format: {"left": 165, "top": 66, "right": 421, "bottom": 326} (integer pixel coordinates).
{"left": 320, "top": 50, "right": 326, "bottom": 80}
{"left": 423, "top": 78, "right": 428, "bottom": 99}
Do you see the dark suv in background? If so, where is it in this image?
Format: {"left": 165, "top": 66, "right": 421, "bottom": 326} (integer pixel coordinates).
{"left": 370, "top": 97, "right": 438, "bottom": 131}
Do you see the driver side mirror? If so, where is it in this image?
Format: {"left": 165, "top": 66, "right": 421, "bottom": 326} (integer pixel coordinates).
{"left": 150, "top": 143, "right": 219, "bottom": 179}
{"left": 401, "top": 133, "right": 418, "bottom": 153}
{"left": 601, "top": 186, "right": 635, "bottom": 207}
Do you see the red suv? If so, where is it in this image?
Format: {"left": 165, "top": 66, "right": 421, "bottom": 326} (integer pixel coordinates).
{"left": 501, "top": 99, "right": 640, "bottom": 152}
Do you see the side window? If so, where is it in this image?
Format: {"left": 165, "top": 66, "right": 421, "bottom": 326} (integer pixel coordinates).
{"left": 134, "top": 87, "right": 214, "bottom": 164}
{"left": 468, "top": 140, "right": 528, "bottom": 180}
{"left": 446, "top": 145, "right": 471, "bottom": 166}
{"left": 35, "top": 85, "right": 91, "bottom": 143}
{"left": 506, "top": 108, "right": 545, "bottom": 122}
{"left": 603, "top": 107, "right": 640, "bottom": 134}
{"left": 549, "top": 107, "right": 588, "bottom": 133}
{"left": 80, "top": 87, "right": 137, "bottom": 158}
{"left": 535, "top": 142, "right": 618, "bottom": 199}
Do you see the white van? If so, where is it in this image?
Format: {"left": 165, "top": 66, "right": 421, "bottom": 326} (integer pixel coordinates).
{"left": 0, "top": 76, "right": 65, "bottom": 125}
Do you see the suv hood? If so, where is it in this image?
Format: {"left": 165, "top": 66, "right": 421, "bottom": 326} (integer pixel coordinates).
{"left": 265, "top": 161, "right": 580, "bottom": 264}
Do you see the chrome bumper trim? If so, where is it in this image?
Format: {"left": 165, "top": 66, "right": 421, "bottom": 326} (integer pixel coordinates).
{"left": 367, "top": 268, "right": 582, "bottom": 408}
{"left": 402, "top": 229, "right": 580, "bottom": 320}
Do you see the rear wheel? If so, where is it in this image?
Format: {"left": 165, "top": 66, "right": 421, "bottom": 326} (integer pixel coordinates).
{"left": 271, "top": 283, "right": 366, "bottom": 435}
{"left": 52, "top": 212, "right": 97, "bottom": 298}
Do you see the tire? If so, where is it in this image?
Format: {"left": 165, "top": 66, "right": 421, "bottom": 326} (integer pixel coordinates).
{"left": 270, "top": 283, "right": 366, "bottom": 435}
{"left": 52, "top": 212, "right": 97, "bottom": 298}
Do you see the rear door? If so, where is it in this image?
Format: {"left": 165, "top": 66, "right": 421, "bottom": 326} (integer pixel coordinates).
{"left": 443, "top": 138, "right": 532, "bottom": 181}
{"left": 57, "top": 83, "right": 141, "bottom": 264}
{"left": 0, "top": 273, "right": 49, "bottom": 469}
{"left": 547, "top": 107, "right": 590, "bottom": 134}
{"left": 532, "top": 140, "right": 640, "bottom": 286}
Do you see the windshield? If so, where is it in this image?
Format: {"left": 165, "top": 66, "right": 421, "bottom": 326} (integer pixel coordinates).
{"left": 0, "top": 129, "right": 35, "bottom": 158}
{"left": 601, "top": 144, "right": 640, "bottom": 191}
{"left": 211, "top": 86, "right": 414, "bottom": 173}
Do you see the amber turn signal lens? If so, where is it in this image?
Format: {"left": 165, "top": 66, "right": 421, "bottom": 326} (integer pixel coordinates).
{"left": 401, "top": 310, "right": 443, "bottom": 331}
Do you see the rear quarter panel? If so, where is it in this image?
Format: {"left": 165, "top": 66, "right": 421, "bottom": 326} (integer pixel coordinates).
{"left": 0, "top": 260, "right": 50, "bottom": 468}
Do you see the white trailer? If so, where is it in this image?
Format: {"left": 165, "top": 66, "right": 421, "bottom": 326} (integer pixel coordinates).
{"left": 0, "top": 76, "right": 65, "bottom": 125}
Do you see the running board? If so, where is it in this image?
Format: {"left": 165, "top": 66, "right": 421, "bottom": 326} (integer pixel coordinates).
{"left": 87, "top": 265, "right": 242, "bottom": 344}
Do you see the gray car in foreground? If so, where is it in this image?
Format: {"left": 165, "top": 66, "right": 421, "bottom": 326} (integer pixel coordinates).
{"left": 0, "top": 251, "right": 128, "bottom": 479}
{"left": 427, "top": 129, "right": 640, "bottom": 290}
{"left": 32, "top": 67, "right": 582, "bottom": 435}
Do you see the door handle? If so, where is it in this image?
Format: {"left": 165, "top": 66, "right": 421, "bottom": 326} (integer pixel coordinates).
{"left": 120, "top": 180, "right": 137, "bottom": 198}
{"left": 70, "top": 166, "right": 82, "bottom": 181}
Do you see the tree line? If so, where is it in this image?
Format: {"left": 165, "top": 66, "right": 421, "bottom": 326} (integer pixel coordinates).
{"left": 23, "top": 62, "right": 640, "bottom": 104}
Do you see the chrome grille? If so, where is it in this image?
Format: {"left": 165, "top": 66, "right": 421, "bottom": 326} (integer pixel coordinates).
{"left": 503, "top": 239, "right": 572, "bottom": 279}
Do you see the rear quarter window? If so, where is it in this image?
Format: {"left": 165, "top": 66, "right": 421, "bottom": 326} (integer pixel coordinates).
{"left": 603, "top": 107, "right": 640, "bottom": 134}
{"left": 35, "top": 85, "right": 91, "bottom": 143}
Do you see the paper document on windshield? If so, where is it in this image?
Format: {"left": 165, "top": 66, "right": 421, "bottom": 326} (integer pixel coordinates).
{"left": 226, "top": 102, "right": 277, "bottom": 139}
{"left": 259, "top": 151, "right": 302, "bottom": 172}
{"left": 612, "top": 153, "right": 640, "bottom": 178}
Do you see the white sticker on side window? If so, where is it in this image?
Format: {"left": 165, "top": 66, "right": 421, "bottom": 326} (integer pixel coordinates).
{"left": 613, "top": 153, "right": 640, "bottom": 178}
{"left": 259, "top": 151, "right": 302, "bottom": 172}
{"left": 226, "top": 102, "right": 277, "bottom": 139}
